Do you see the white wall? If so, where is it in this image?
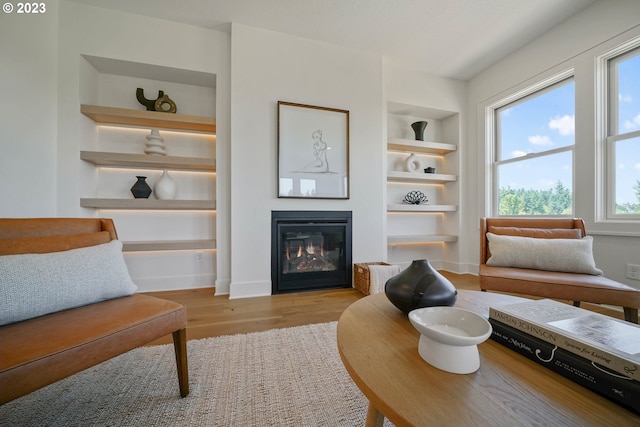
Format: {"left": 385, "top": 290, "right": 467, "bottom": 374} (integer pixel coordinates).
{"left": 0, "top": 0, "right": 59, "bottom": 217}
{"left": 466, "top": 0, "right": 640, "bottom": 286}
{"left": 229, "top": 24, "right": 385, "bottom": 298}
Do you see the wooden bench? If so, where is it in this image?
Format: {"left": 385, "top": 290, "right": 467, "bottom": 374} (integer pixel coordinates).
{"left": 0, "top": 218, "right": 189, "bottom": 404}
{"left": 479, "top": 217, "right": 640, "bottom": 323}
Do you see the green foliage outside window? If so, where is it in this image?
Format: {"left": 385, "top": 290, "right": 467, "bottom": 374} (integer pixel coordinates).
{"left": 616, "top": 179, "right": 640, "bottom": 214}
{"left": 499, "top": 180, "right": 640, "bottom": 215}
{"left": 498, "top": 181, "right": 572, "bottom": 215}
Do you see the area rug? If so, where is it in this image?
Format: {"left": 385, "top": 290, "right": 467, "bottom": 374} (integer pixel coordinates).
{"left": 0, "top": 322, "right": 393, "bottom": 426}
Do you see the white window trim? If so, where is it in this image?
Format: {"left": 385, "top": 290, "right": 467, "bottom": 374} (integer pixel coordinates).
{"left": 595, "top": 35, "right": 640, "bottom": 222}
{"left": 485, "top": 69, "right": 575, "bottom": 217}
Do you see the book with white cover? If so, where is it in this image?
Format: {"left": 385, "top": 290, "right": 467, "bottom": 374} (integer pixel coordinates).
{"left": 489, "top": 299, "right": 640, "bottom": 382}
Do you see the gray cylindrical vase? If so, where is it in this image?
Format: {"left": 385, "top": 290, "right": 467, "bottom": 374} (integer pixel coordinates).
{"left": 411, "top": 121, "right": 428, "bottom": 141}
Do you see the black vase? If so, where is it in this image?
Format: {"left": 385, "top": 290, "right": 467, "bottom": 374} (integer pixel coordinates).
{"left": 130, "top": 176, "right": 152, "bottom": 199}
{"left": 385, "top": 259, "right": 457, "bottom": 314}
{"left": 410, "top": 121, "right": 428, "bottom": 141}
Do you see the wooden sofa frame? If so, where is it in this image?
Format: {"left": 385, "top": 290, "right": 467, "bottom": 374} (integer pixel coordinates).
{"left": 0, "top": 218, "right": 189, "bottom": 405}
{"left": 479, "top": 217, "right": 640, "bottom": 323}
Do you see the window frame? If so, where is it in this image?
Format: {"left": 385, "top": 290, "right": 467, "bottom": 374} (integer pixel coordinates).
{"left": 597, "top": 37, "right": 640, "bottom": 221}
{"left": 486, "top": 70, "right": 575, "bottom": 217}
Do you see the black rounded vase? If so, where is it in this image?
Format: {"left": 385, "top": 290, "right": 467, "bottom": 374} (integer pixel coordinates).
{"left": 130, "top": 176, "right": 152, "bottom": 199}
{"left": 410, "top": 121, "right": 428, "bottom": 141}
{"left": 385, "top": 259, "right": 457, "bottom": 314}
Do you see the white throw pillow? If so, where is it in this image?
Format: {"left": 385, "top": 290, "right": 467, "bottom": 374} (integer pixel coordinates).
{"left": 0, "top": 240, "right": 137, "bottom": 325}
{"left": 486, "top": 233, "right": 603, "bottom": 275}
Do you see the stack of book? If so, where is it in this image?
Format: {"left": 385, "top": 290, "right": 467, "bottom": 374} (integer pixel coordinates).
{"left": 488, "top": 299, "right": 640, "bottom": 414}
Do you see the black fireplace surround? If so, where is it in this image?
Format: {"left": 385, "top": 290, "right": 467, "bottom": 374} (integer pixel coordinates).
{"left": 271, "top": 211, "right": 352, "bottom": 294}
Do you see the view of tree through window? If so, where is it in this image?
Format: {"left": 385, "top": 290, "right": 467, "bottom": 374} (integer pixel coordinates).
{"left": 494, "top": 78, "right": 575, "bottom": 215}
{"left": 609, "top": 46, "right": 640, "bottom": 215}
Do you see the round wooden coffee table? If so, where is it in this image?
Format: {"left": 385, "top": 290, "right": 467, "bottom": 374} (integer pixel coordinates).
{"left": 337, "top": 290, "right": 640, "bottom": 427}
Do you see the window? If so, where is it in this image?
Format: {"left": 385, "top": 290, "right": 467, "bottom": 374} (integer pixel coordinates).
{"left": 490, "top": 74, "right": 575, "bottom": 216}
{"left": 604, "top": 42, "right": 640, "bottom": 218}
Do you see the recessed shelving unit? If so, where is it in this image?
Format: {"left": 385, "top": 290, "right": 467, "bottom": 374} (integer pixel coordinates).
{"left": 387, "top": 138, "right": 457, "bottom": 155}
{"left": 387, "top": 204, "right": 457, "bottom": 212}
{"left": 80, "top": 151, "right": 216, "bottom": 171}
{"left": 386, "top": 101, "right": 460, "bottom": 262}
{"left": 80, "top": 198, "right": 216, "bottom": 210}
{"left": 80, "top": 104, "right": 216, "bottom": 132}
{"left": 388, "top": 235, "right": 458, "bottom": 244}
{"left": 387, "top": 171, "right": 457, "bottom": 183}
{"left": 122, "top": 239, "right": 216, "bottom": 252}
{"left": 80, "top": 104, "right": 216, "bottom": 254}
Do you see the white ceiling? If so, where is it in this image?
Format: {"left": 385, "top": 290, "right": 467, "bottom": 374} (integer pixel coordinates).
{"left": 70, "top": 0, "right": 596, "bottom": 80}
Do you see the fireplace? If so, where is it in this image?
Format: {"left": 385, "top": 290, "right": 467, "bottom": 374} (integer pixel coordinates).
{"left": 271, "top": 211, "right": 352, "bottom": 294}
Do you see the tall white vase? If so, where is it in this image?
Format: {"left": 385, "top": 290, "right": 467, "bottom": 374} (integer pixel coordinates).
{"left": 154, "top": 169, "right": 176, "bottom": 200}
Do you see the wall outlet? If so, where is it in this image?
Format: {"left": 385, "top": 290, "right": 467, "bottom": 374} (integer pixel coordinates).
{"left": 626, "top": 264, "right": 640, "bottom": 281}
{"left": 195, "top": 252, "right": 204, "bottom": 263}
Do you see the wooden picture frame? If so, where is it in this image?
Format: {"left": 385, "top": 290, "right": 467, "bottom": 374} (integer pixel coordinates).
{"left": 277, "top": 101, "right": 349, "bottom": 199}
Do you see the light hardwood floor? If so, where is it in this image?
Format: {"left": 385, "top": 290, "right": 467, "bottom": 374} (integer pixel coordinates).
{"left": 144, "top": 271, "right": 625, "bottom": 345}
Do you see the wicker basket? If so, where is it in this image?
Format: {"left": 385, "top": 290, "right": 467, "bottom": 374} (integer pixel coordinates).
{"left": 354, "top": 262, "right": 391, "bottom": 295}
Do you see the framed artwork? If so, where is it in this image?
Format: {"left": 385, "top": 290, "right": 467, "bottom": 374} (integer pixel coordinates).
{"left": 277, "top": 101, "right": 350, "bottom": 199}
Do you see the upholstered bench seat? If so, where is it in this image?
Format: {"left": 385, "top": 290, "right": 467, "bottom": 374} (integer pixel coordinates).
{"left": 479, "top": 218, "right": 640, "bottom": 323}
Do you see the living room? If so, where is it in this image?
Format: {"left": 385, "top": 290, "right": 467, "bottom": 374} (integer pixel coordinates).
{"left": 4, "top": 0, "right": 640, "bottom": 301}
{"left": 2, "top": 0, "right": 640, "bottom": 425}
{"left": 3, "top": 0, "right": 640, "bottom": 300}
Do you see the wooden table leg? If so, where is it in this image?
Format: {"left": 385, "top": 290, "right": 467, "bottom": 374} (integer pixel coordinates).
{"left": 365, "top": 402, "right": 384, "bottom": 427}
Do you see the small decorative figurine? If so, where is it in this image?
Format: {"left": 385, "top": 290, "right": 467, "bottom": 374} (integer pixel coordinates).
{"left": 402, "top": 191, "right": 428, "bottom": 205}
{"left": 136, "top": 88, "right": 177, "bottom": 113}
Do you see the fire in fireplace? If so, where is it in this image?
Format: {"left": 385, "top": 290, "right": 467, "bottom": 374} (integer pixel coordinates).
{"left": 271, "top": 211, "right": 352, "bottom": 294}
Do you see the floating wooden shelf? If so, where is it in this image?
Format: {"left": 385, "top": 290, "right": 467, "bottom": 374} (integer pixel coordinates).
{"left": 122, "top": 239, "right": 216, "bottom": 252}
{"left": 388, "top": 235, "right": 458, "bottom": 244}
{"left": 81, "top": 151, "right": 216, "bottom": 171}
{"left": 81, "top": 104, "right": 216, "bottom": 133}
{"left": 387, "top": 204, "right": 457, "bottom": 212}
{"left": 387, "top": 171, "right": 457, "bottom": 183}
{"left": 80, "top": 198, "right": 216, "bottom": 210}
{"left": 387, "top": 138, "right": 457, "bottom": 155}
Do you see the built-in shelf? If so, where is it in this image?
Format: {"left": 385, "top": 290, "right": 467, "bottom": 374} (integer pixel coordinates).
{"left": 122, "top": 239, "right": 216, "bottom": 252}
{"left": 387, "top": 171, "right": 457, "bottom": 183}
{"left": 388, "top": 235, "right": 458, "bottom": 244}
{"left": 387, "top": 138, "right": 457, "bottom": 155}
{"left": 387, "top": 204, "right": 457, "bottom": 212}
{"left": 80, "top": 151, "right": 215, "bottom": 171}
{"left": 81, "top": 104, "right": 216, "bottom": 133}
{"left": 80, "top": 198, "right": 216, "bottom": 210}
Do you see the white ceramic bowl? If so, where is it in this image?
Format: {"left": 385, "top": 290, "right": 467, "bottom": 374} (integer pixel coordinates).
{"left": 408, "top": 306, "right": 492, "bottom": 374}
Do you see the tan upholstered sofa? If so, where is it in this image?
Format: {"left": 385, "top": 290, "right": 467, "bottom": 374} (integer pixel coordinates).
{"left": 479, "top": 217, "right": 640, "bottom": 323}
{"left": 0, "top": 218, "right": 189, "bottom": 404}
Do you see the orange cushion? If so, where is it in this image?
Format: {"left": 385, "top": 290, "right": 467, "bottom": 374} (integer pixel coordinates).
{"left": 488, "top": 226, "right": 582, "bottom": 239}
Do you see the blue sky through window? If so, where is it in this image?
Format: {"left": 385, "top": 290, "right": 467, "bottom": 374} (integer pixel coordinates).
{"left": 497, "top": 81, "right": 574, "bottom": 195}
{"left": 615, "top": 52, "right": 640, "bottom": 206}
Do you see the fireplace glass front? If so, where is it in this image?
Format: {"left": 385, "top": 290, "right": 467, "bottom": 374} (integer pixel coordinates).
{"left": 271, "top": 211, "right": 352, "bottom": 294}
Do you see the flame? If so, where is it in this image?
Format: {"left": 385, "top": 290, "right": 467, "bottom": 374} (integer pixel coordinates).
{"left": 306, "top": 241, "right": 315, "bottom": 255}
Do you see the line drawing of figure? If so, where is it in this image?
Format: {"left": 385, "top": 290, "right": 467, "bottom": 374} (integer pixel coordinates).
{"left": 297, "top": 129, "right": 331, "bottom": 173}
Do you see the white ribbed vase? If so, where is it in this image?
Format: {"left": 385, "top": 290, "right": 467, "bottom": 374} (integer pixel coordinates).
{"left": 154, "top": 169, "right": 176, "bottom": 200}
{"left": 145, "top": 129, "right": 167, "bottom": 156}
